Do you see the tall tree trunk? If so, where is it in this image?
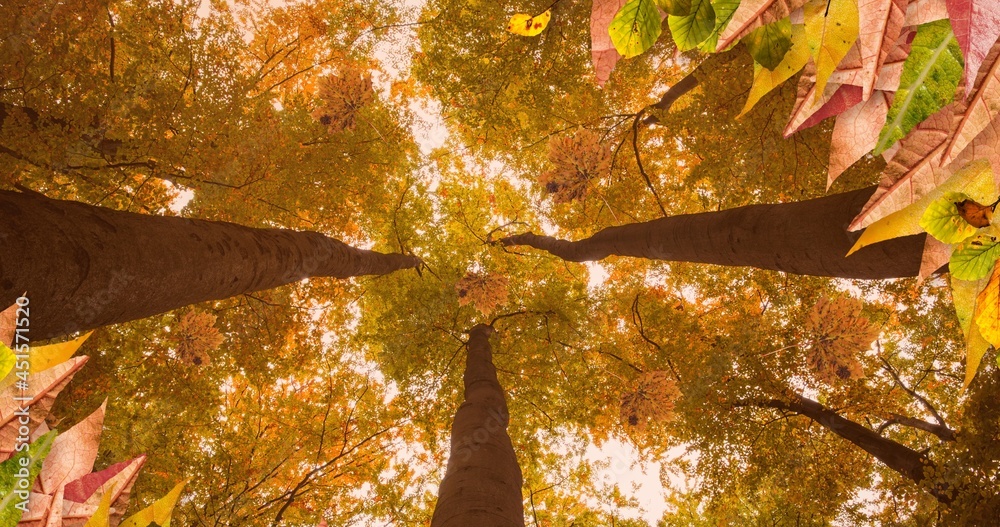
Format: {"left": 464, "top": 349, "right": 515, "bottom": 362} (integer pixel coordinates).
{"left": 761, "top": 394, "right": 955, "bottom": 504}
{"left": 0, "top": 190, "right": 420, "bottom": 340}
{"left": 431, "top": 324, "right": 525, "bottom": 527}
{"left": 501, "top": 186, "right": 926, "bottom": 279}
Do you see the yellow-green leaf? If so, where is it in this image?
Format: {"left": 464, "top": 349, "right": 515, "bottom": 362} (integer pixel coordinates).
{"left": 610, "top": 0, "right": 663, "bottom": 58}
{"left": 740, "top": 24, "right": 810, "bottom": 116}
{"left": 805, "top": 0, "right": 859, "bottom": 100}
{"left": 848, "top": 160, "right": 995, "bottom": 255}
{"left": 951, "top": 234, "right": 1000, "bottom": 280}
{"left": 874, "top": 20, "right": 964, "bottom": 154}
{"left": 84, "top": 485, "right": 116, "bottom": 527}
{"left": 120, "top": 480, "right": 187, "bottom": 527}
{"left": 953, "top": 274, "right": 990, "bottom": 338}
{"left": 506, "top": 10, "right": 551, "bottom": 36}
{"left": 965, "top": 318, "right": 991, "bottom": 389}
{"left": 743, "top": 18, "right": 793, "bottom": 70}
{"left": 655, "top": 0, "right": 693, "bottom": 16}
{"left": 972, "top": 262, "right": 1000, "bottom": 385}
{"left": 0, "top": 342, "right": 13, "bottom": 382}
{"left": 668, "top": 0, "right": 716, "bottom": 51}
{"left": 29, "top": 331, "right": 92, "bottom": 373}
{"left": 920, "top": 192, "right": 980, "bottom": 243}
{"left": 697, "top": 0, "right": 741, "bottom": 52}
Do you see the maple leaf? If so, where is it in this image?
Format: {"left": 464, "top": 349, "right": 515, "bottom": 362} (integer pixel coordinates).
{"left": 855, "top": 0, "right": 908, "bottom": 100}
{"left": 620, "top": 370, "right": 680, "bottom": 430}
{"left": 944, "top": 0, "right": 1000, "bottom": 96}
{"left": 828, "top": 90, "right": 890, "bottom": 186}
{"left": 38, "top": 402, "right": 106, "bottom": 495}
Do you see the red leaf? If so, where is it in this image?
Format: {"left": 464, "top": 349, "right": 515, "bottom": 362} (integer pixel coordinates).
{"left": 828, "top": 90, "right": 890, "bottom": 186}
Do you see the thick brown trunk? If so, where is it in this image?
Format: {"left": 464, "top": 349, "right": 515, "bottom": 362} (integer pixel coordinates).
{"left": 763, "top": 394, "right": 955, "bottom": 504}
{"left": 501, "top": 186, "right": 925, "bottom": 279}
{"left": 431, "top": 324, "right": 525, "bottom": 527}
{"left": 0, "top": 190, "right": 420, "bottom": 340}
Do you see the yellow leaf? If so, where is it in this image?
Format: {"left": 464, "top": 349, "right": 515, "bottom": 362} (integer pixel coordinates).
{"left": 30, "top": 331, "right": 92, "bottom": 373}
{"left": 119, "top": 480, "right": 187, "bottom": 527}
{"left": 971, "top": 261, "right": 1000, "bottom": 386}
{"left": 506, "top": 10, "right": 551, "bottom": 36}
{"left": 739, "top": 25, "right": 810, "bottom": 117}
{"left": 805, "top": 0, "right": 859, "bottom": 100}
{"left": 848, "top": 160, "right": 994, "bottom": 255}
{"left": 84, "top": 484, "right": 116, "bottom": 527}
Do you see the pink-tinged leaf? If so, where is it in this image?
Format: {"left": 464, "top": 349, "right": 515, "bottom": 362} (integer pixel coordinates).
{"left": 829, "top": 90, "right": 891, "bottom": 185}
{"left": 0, "top": 303, "right": 16, "bottom": 348}
{"left": 592, "top": 0, "right": 628, "bottom": 86}
{"left": 945, "top": 0, "right": 1000, "bottom": 96}
{"left": 43, "top": 485, "right": 64, "bottom": 527}
{"left": 0, "top": 356, "right": 89, "bottom": 460}
{"left": 830, "top": 28, "right": 911, "bottom": 89}
{"left": 19, "top": 492, "right": 54, "bottom": 527}
{"left": 905, "top": 0, "right": 949, "bottom": 24}
{"left": 786, "top": 83, "right": 864, "bottom": 136}
{"left": 39, "top": 401, "right": 106, "bottom": 495}
{"left": 856, "top": 0, "right": 908, "bottom": 99}
{"left": 942, "top": 41, "right": 1000, "bottom": 163}
{"left": 849, "top": 101, "right": 962, "bottom": 230}
{"left": 919, "top": 235, "right": 954, "bottom": 280}
{"left": 716, "top": 0, "right": 808, "bottom": 51}
{"left": 63, "top": 456, "right": 146, "bottom": 527}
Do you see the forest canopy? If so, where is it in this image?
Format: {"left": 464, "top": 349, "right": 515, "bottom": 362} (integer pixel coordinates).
{"left": 0, "top": 0, "right": 999, "bottom": 525}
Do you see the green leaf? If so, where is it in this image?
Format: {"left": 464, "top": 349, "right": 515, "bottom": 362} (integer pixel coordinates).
{"left": 668, "top": 0, "right": 716, "bottom": 50}
{"left": 920, "top": 192, "right": 981, "bottom": 243}
{"left": 0, "top": 342, "right": 14, "bottom": 382}
{"left": 0, "top": 431, "right": 56, "bottom": 527}
{"left": 743, "top": 18, "right": 793, "bottom": 70}
{"left": 655, "top": 0, "right": 693, "bottom": 16}
{"left": 697, "top": 0, "right": 741, "bottom": 52}
{"left": 950, "top": 234, "right": 1000, "bottom": 280}
{"left": 875, "top": 20, "right": 964, "bottom": 154}
{"left": 849, "top": 160, "right": 995, "bottom": 255}
{"left": 610, "top": 0, "right": 664, "bottom": 58}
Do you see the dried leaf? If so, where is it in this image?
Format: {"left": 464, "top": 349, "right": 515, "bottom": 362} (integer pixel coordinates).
{"left": 592, "top": 0, "right": 629, "bottom": 85}
{"left": 856, "top": 0, "right": 908, "bottom": 99}
{"left": 828, "top": 90, "right": 890, "bottom": 186}
{"left": 38, "top": 401, "right": 106, "bottom": 495}
{"left": 941, "top": 41, "right": 1000, "bottom": 164}
{"left": 944, "top": 0, "right": 1000, "bottom": 95}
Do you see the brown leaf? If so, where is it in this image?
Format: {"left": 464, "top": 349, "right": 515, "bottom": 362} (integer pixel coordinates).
{"left": 0, "top": 356, "right": 89, "bottom": 460}
{"left": 591, "top": 0, "right": 628, "bottom": 85}
{"left": 620, "top": 371, "right": 680, "bottom": 430}
{"left": 63, "top": 456, "right": 147, "bottom": 527}
{"left": 828, "top": 90, "right": 890, "bottom": 186}
{"left": 803, "top": 296, "right": 878, "bottom": 384}
{"left": 38, "top": 401, "right": 106, "bottom": 495}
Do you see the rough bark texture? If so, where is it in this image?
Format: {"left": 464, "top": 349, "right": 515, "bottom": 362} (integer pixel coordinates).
{"left": 501, "top": 186, "right": 925, "bottom": 279}
{"left": 0, "top": 190, "right": 420, "bottom": 340}
{"left": 765, "top": 394, "right": 954, "bottom": 504}
{"left": 431, "top": 324, "right": 525, "bottom": 527}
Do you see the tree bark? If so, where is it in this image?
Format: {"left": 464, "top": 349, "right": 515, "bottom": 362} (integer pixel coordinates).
{"left": 0, "top": 190, "right": 420, "bottom": 340}
{"left": 761, "top": 394, "right": 955, "bottom": 504}
{"left": 501, "top": 186, "right": 925, "bottom": 279}
{"left": 431, "top": 324, "right": 525, "bottom": 527}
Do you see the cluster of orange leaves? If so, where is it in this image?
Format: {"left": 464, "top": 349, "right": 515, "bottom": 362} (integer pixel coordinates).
{"left": 619, "top": 370, "right": 680, "bottom": 431}
{"left": 310, "top": 70, "right": 374, "bottom": 133}
{"left": 802, "top": 296, "right": 880, "bottom": 384}
{"left": 168, "top": 309, "right": 223, "bottom": 366}
{"left": 538, "top": 129, "right": 611, "bottom": 203}
{"left": 455, "top": 272, "right": 510, "bottom": 315}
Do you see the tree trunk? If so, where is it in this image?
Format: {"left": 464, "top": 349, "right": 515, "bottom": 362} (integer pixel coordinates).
{"left": 431, "top": 324, "right": 525, "bottom": 527}
{"left": 501, "top": 186, "right": 926, "bottom": 279}
{"left": 762, "top": 394, "right": 955, "bottom": 504}
{"left": 0, "top": 190, "right": 420, "bottom": 340}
